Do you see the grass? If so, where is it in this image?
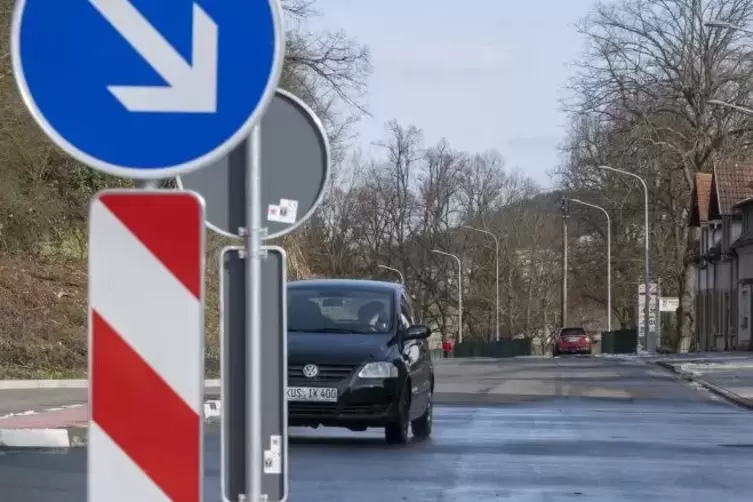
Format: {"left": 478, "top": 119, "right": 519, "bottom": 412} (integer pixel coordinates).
{"left": 0, "top": 231, "right": 316, "bottom": 379}
{"left": 0, "top": 255, "right": 88, "bottom": 378}
{"left": 0, "top": 244, "right": 225, "bottom": 379}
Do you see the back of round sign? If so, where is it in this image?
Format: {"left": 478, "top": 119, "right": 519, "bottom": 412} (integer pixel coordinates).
{"left": 176, "top": 89, "right": 331, "bottom": 240}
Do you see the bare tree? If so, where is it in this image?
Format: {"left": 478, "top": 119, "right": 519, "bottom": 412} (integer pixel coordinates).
{"left": 563, "top": 0, "right": 753, "bottom": 349}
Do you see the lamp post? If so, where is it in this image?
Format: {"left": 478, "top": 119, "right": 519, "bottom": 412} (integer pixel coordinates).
{"left": 560, "top": 199, "right": 569, "bottom": 327}
{"left": 597, "top": 165, "right": 652, "bottom": 353}
{"left": 377, "top": 264, "right": 404, "bottom": 284}
{"left": 432, "top": 249, "right": 463, "bottom": 344}
{"left": 706, "top": 24, "right": 753, "bottom": 115}
{"left": 708, "top": 99, "right": 753, "bottom": 115}
{"left": 705, "top": 20, "right": 753, "bottom": 35}
{"left": 567, "top": 198, "right": 612, "bottom": 333}
{"left": 462, "top": 226, "right": 500, "bottom": 342}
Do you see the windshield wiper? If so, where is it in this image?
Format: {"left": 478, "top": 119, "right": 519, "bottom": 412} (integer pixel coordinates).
{"left": 289, "top": 327, "right": 376, "bottom": 334}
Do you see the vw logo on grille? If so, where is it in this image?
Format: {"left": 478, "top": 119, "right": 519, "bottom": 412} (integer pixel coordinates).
{"left": 302, "top": 364, "right": 319, "bottom": 378}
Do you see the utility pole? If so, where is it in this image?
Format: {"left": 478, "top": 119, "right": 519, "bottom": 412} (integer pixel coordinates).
{"left": 567, "top": 198, "right": 611, "bottom": 333}
{"left": 561, "top": 199, "right": 569, "bottom": 328}
{"left": 432, "top": 249, "right": 463, "bottom": 344}
{"left": 597, "top": 165, "right": 651, "bottom": 352}
{"left": 462, "top": 226, "right": 500, "bottom": 342}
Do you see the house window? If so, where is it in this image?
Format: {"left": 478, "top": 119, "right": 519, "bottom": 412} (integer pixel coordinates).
{"left": 730, "top": 289, "right": 738, "bottom": 335}
{"left": 730, "top": 220, "right": 742, "bottom": 246}
{"left": 725, "top": 292, "right": 731, "bottom": 334}
{"left": 712, "top": 224, "right": 722, "bottom": 246}
{"left": 746, "top": 206, "right": 753, "bottom": 233}
{"left": 714, "top": 291, "right": 721, "bottom": 334}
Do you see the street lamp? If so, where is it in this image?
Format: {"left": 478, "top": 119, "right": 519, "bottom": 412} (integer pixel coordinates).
{"left": 597, "top": 165, "right": 652, "bottom": 352}
{"left": 705, "top": 20, "right": 753, "bottom": 36}
{"left": 561, "top": 199, "right": 570, "bottom": 327}
{"left": 708, "top": 99, "right": 753, "bottom": 115}
{"left": 567, "top": 198, "right": 612, "bottom": 333}
{"left": 462, "top": 225, "right": 500, "bottom": 342}
{"left": 377, "top": 264, "right": 404, "bottom": 284}
{"left": 706, "top": 23, "right": 753, "bottom": 116}
{"left": 431, "top": 249, "right": 463, "bottom": 344}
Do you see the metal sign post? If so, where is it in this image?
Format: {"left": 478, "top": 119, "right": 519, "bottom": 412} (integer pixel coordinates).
{"left": 221, "top": 246, "right": 288, "bottom": 502}
{"left": 203, "top": 90, "right": 328, "bottom": 502}
{"left": 247, "top": 126, "right": 264, "bottom": 502}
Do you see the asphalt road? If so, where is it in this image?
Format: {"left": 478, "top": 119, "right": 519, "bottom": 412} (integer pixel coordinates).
{"left": 0, "top": 355, "right": 726, "bottom": 415}
{"left": 2, "top": 357, "right": 753, "bottom": 501}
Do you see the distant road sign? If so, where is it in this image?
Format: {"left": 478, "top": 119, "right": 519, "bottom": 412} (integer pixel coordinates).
{"left": 660, "top": 297, "right": 679, "bottom": 312}
{"left": 177, "top": 89, "right": 330, "bottom": 239}
{"left": 12, "top": 0, "right": 285, "bottom": 178}
{"left": 221, "top": 246, "right": 287, "bottom": 502}
{"left": 89, "top": 190, "right": 205, "bottom": 502}
{"left": 637, "top": 282, "right": 660, "bottom": 350}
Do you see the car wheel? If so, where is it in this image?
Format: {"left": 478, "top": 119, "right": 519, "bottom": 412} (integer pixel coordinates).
{"left": 411, "top": 391, "right": 433, "bottom": 440}
{"left": 385, "top": 386, "right": 410, "bottom": 445}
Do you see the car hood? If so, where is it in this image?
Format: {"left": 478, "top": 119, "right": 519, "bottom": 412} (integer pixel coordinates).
{"left": 287, "top": 332, "right": 393, "bottom": 366}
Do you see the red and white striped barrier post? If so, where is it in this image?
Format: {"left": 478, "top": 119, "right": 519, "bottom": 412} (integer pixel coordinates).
{"left": 88, "top": 190, "right": 205, "bottom": 502}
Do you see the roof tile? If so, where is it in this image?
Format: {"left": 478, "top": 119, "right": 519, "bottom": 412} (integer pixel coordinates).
{"left": 712, "top": 161, "right": 753, "bottom": 217}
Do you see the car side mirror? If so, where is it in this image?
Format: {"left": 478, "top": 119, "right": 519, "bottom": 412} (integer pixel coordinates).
{"left": 405, "top": 324, "right": 430, "bottom": 340}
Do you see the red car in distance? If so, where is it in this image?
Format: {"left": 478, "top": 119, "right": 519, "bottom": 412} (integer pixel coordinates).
{"left": 553, "top": 327, "right": 592, "bottom": 356}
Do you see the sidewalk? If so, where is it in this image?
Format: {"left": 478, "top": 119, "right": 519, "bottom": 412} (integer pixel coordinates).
{"left": 656, "top": 357, "right": 753, "bottom": 409}
{"left": 0, "top": 399, "right": 222, "bottom": 448}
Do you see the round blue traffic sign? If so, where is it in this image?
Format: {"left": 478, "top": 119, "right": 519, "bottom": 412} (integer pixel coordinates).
{"left": 12, "top": 0, "right": 285, "bottom": 179}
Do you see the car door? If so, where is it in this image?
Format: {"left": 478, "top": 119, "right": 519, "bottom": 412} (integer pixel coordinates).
{"left": 399, "top": 292, "right": 430, "bottom": 417}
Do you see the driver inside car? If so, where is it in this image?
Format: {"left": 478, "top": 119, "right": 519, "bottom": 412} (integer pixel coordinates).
{"left": 357, "top": 301, "right": 389, "bottom": 331}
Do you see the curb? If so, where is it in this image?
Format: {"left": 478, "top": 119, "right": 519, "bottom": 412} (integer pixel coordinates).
{"left": 0, "top": 379, "right": 221, "bottom": 390}
{"left": 0, "top": 427, "right": 88, "bottom": 448}
{"left": 655, "top": 361, "right": 753, "bottom": 411}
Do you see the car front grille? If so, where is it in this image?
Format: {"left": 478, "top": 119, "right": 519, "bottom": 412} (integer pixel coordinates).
{"left": 288, "top": 402, "right": 390, "bottom": 417}
{"left": 339, "top": 403, "right": 390, "bottom": 416}
{"left": 288, "top": 402, "right": 338, "bottom": 417}
{"left": 287, "top": 363, "right": 356, "bottom": 385}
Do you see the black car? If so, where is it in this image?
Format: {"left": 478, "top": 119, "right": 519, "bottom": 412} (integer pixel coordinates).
{"left": 286, "top": 279, "right": 434, "bottom": 444}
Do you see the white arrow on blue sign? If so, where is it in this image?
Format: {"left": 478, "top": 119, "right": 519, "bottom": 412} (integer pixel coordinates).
{"left": 11, "top": 0, "right": 285, "bottom": 179}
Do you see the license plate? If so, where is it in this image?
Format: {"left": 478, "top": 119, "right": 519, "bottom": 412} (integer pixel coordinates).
{"left": 286, "top": 387, "right": 338, "bottom": 402}
{"left": 567, "top": 337, "right": 579, "bottom": 343}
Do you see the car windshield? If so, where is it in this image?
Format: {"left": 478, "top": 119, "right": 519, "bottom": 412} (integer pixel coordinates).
{"left": 287, "top": 286, "right": 394, "bottom": 334}
{"left": 561, "top": 329, "right": 586, "bottom": 337}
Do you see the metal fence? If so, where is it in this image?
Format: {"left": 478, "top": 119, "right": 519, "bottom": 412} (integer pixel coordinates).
{"left": 428, "top": 331, "right": 639, "bottom": 358}
{"left": 432, "top": 339, "right": 532, "bottom": 359}
{"left": 600, "top": 329, "right": 638, "bottom": 354}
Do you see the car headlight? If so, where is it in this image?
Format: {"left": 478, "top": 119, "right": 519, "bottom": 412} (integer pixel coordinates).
{"left": 358, "top": 362, "right": 398, "bottom": 378}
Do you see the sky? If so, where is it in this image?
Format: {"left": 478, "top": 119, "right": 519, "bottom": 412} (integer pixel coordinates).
{"left": 311, "top": 0, "right": 598, "bottom": 187}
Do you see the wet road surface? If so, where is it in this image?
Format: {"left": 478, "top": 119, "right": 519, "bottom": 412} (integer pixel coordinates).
{"left": 2, "top": 357, "right": 753, "bottom": 501}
